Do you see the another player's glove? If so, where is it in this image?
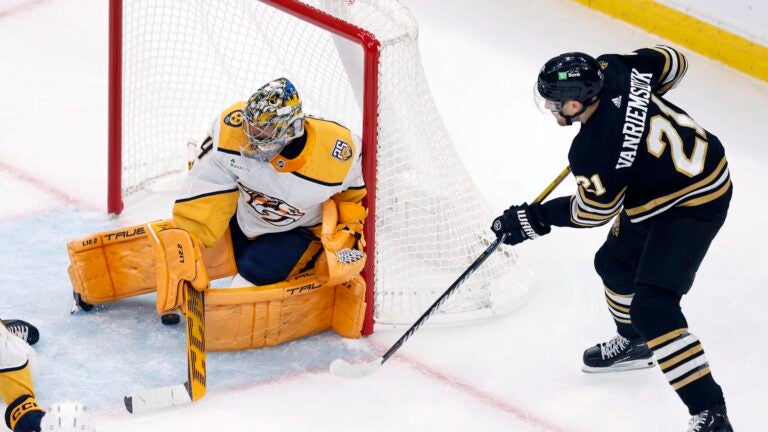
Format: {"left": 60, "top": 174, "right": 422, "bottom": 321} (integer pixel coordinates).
{"left": 490, "top": 202, "right": 551, "bottom": 245}
{"left": 5, "top": 395, "right": 44, "bottom": 432}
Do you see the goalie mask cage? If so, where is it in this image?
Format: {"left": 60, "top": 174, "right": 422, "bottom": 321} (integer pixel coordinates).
{"left": 108, "top": 0, "right": 533, "bottom": 334}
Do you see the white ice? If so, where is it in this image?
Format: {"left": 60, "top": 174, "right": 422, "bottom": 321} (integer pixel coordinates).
{"left": 1, "top": 0, "right": 766, "bottom": 431}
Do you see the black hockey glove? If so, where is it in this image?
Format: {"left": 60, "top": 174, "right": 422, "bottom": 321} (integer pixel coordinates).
{"left": 5, "top": 395, "right": 44, "bottom": 432}
{"left": 490, "top": 202, "right": 551, "bottom": 245}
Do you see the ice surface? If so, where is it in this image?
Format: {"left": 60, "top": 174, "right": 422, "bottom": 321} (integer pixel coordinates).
{"left": 1, "top": 0, "right": 766, "bottom": 430}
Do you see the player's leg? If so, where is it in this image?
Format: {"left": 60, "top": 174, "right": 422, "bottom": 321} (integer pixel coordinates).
{"left": 1, "top": 322, "right": 44, "bottom": 432}
{"left": 228, "top": 216, "right": 322, "bottom": 287}
{"left": 584, "top": 211, "right": 655, "bottom": 372}
{"left": 631, "top": 210, "right": 733, "bottom": 430}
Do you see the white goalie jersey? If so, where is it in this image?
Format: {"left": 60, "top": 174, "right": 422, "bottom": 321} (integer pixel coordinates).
{"left": 173, "top": 101, "right": 366, "bottom": 246}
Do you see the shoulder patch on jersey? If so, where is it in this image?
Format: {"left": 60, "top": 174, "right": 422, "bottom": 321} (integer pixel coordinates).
{"left": 292, "top": 118, "right": 357, "bottom": 186}
{"left": 331, "top": 140, "right": 353, "bottom": 162}
{"left": 599, "top": 60, "right": 609, "bottom": 70}
{"left": 224, "top": 109, "right": 244, "bottom": 128}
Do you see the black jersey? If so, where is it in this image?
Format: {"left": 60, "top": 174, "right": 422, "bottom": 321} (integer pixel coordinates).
{"left": 542, "top": 45, "right": 732, "bottom": 227}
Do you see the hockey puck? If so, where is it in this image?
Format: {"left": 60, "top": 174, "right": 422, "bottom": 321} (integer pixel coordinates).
{"left": 161, "top": 313, "right": 181, "bottom": 326}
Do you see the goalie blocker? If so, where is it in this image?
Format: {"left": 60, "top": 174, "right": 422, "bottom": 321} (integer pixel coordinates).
{"left": 65, "top": 199, "right": 368, "bottom": 350}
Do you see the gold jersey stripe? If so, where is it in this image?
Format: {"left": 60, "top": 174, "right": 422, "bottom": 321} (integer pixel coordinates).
{"left": 672, "top": 367, "right": 711, "bottom": 390}
{"left": 575, "top": 206, "right": 620, "bottom": 221}
{"left": 650, "top": 46, "right": 672, "bottom": 83}
{"left": 578, "top": 185, "right": 627, "bottom": 209}
{"left": 679, "top": 179, "right": 731, "bottom": 207}
{"left": 659, "top": 344, "right": 704, "bottom": 371}
{"left": 647, "top": 327, "right": 688, "bottom": 349}
{"left": 626, "top": 157, "right": 727, "bottom": 217}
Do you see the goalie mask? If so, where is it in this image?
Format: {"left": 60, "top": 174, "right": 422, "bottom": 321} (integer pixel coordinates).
{"left": 242, "top": 78, "right": 305, "bottom": 162}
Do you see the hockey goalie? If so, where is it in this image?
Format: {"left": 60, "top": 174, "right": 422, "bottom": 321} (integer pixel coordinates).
{"left": 65, "top": 78, "right": 368, "bottom": 351}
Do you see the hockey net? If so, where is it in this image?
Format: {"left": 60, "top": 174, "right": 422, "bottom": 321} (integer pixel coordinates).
{"left": 109, "top": 0, "right": 533, "bottom": 333}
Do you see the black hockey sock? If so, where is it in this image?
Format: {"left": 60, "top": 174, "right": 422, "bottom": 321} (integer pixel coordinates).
{"left": 631, "top": 283, "right": 725, "bottom": 414}
{"left": 602, "top": 285, "right": 642, "bottom": 339}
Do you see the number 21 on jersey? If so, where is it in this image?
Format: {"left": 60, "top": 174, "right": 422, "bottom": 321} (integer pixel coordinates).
{"left": 647, "top": 95, "right": 708, "bottom": 177}
{"left": 575, "top": 173, "right": 607, "bottom": 196}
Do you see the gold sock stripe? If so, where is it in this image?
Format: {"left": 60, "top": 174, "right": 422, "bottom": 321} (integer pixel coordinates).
{"left": 611, "top": 315, "right": 632, "bottom": 325}
{"left": 659, "top": 344, "right": 704, "bottom": 371}
{"left": 672, "top": 367, "right": 711, "bottom": 390}
{"left": 647, "top": 328, "right": 688, "bottom": 349}
{"left": 603, "top": 285, "right": 633, "bottom": 300}
{"left": 605, "top": 296, "right": 631, "bottom": 314}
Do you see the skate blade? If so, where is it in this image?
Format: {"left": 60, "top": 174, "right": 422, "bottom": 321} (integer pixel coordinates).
{"left": 581, "top": 358, "right": 657, "bottom": 374}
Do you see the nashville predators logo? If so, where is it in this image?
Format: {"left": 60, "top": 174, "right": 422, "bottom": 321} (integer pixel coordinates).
{"left": 331, "top": 140, "right": 353, "bottom": 161}
{"left": 224, "top": 110, "right": 244, "bottom": 128}
{"left": 599, "top": 60, "right": 609, "bottom": 70}
{"left": 239, "top": 183, "right": 304, "bottom": 226}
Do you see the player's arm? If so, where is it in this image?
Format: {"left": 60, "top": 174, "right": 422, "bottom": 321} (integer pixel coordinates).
{"left": 631, "top": 45, "right": 688, "bottom": 95}
{"left": 319, "top": 142, "right": 367, "bottom": 285}
{"left": 173, "top": 131, "right": 240, "bottom": 247}
{"left": 491, "top": 170, "right": 626, "bottom": 244}
{"left": 539, "top": 184, "right": 625, "bottom": 228}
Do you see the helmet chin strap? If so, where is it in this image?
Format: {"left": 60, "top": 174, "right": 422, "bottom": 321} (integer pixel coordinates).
{"left": 559, "top": 105, "right": 586, "bottom": 125}
{"left": 557, "top": 99, "right": 595, "bottom": 125}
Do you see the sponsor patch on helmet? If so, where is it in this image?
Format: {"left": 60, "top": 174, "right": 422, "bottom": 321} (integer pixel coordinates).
{"left": 224, "top": 110, "right": 244, "bottom": 128}
{"left": 331, "top": 140, "right": 353, "bottom": 161}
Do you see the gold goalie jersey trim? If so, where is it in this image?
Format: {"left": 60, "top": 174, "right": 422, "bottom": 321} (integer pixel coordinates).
{"left": 173, "top": 102, "right": 366, "bottom": 246}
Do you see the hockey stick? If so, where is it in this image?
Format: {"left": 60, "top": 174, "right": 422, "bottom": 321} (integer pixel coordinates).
{"left": 330, "top": 166, "right": 571, "bottom": 378}
{"left": 124, "top": 280, "right": 207, "bottom": 412}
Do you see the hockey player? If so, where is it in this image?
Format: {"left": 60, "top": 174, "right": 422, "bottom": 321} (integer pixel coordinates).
{"left": 0, "top": 321, "right": 93, "bottom": 432}
{"left": 491, "top": 47, "right": 733, "bottom": 431}
{"left": 66, "top": 77, "right": 368, "bottom": 351}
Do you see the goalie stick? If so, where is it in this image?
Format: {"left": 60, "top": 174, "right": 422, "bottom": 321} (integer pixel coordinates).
{"left": 330, "top": 166, "right": 572, "bottom": 379}
{"left": 124, "top": 282, "right": 207, "bottom": 413}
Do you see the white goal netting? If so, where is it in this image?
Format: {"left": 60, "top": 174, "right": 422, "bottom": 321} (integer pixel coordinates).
{"left": 118, "top": 0, "right": 533, "bottom": 329}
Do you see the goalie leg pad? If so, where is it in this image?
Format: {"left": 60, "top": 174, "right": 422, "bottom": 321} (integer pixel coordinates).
{"left": 66, "top": 223, "right": 159, "bottom": 304}
{"left": 332, "top": 275, "right": 367, "bottom": 338}
{"left": 204, "top": 273, "right": 351, "bottom": 351}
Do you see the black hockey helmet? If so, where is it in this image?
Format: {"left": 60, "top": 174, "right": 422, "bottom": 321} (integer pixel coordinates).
{"left": 535, "top": 52, "right": 604, "bottom": 124}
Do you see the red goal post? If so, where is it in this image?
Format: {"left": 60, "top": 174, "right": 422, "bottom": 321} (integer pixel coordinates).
{"left": 107, "top": 0, "right": 533, "bottom": 335}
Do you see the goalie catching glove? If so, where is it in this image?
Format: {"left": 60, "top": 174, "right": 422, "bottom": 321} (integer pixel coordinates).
{"left": 314, "top": 199, "right": 367, "bottom": 286}
{"left": 491, "top": 202, "right": 551, "bottom": 245}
